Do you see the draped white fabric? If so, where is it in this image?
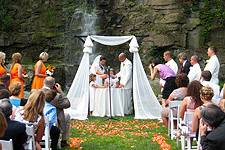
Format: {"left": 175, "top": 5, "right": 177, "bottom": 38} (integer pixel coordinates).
{"left": 65, "top": 37, "right": 93, "bottom": 120}
{"left": 133, "top": 52, "right": 162, "bottom": 119}
{"left": 67, "top": 35, "right": 162, "bottom": 120}
{"left": 90, "top": 36, "right": 133, "bottom": 46}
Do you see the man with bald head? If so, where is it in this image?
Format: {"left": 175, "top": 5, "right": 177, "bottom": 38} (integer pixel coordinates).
{"left": 188, "top": 55, "right": 202, "bottom": 82}
{"left": 43, "top": 76, "right": 71, "bottom": 147}
{"left": 116, "top": 53, "right": 132, "bottom": 114}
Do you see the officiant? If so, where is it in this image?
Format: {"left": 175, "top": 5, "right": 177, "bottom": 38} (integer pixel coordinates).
{"left": 90, "top": 55, "right": 108, "bottom": 85}
{"left": 116, "top": 53, "right": 133, "bottom": 114}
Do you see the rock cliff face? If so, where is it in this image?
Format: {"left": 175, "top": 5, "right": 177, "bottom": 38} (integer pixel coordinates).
{"left": 0, "top": 0, "right": 225, "bottom": 89}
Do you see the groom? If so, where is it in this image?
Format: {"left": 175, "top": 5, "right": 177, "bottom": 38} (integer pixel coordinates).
{"left": 116, "top": 53, "right": 132, "bottom": 114}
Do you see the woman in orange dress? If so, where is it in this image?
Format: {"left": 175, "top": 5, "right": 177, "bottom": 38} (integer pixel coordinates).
{"left": 0, "top": 52, "right": 9, "bottom": 88}
{"left": 31, "top": 52, "right": 48, "bottom": 89}
{"left": 10, "top": 53, "right": 27, "bottom": 98}
{"left": 0, "top": 52, "right": 7, "bottom": 77}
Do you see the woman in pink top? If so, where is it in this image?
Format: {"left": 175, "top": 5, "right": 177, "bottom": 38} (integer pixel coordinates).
{"left": 179, "top": 80, "right": 203, "bottom": 119}
{"left": 149, "top": 58, "right": 177, "bottom": 100}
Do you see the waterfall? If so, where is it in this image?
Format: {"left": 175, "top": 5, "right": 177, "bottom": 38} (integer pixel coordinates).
{"left": 63, "top": 1, "right": 97, "bottom": 91}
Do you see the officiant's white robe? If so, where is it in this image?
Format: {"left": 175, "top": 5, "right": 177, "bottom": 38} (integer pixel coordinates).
{"left": 117, "top": 58, "right": 132, "bottom": 89}
{"left": 116, "top": 58, "right": 132, "bottom": 114}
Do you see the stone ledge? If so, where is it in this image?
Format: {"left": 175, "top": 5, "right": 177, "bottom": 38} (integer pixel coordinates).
{"left": 149, "top": 0, "right": 176, "bottom": 6}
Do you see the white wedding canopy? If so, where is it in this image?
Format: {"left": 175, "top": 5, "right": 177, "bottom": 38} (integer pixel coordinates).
{"left": 66, "top": 35, "right": 162, "bottom": 120}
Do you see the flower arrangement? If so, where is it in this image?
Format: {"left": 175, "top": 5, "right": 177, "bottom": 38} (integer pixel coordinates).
{"left": 152, "top": 133, "right": 171, "bottom": 150}
{"left": 69, "top": 137, "right": 83, "bottom": 149}
{"left": 46, "top": 64, "right": 55, "bottom": 76}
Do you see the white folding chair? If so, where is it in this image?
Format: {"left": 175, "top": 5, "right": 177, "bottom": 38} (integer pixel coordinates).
{"left": 41, "top": 117, "right": 51, "bottom": 150}
{"left": 179, "top": 111, "right": 200, "bottom": 150}
{"left": 0, "top": 139, "right": 13, "bottom": 150}
{"left": 168, "top": 100, "right": 182, "bottom": 139}
{"left": 25, "top": 124, "right": 36, "bottom": 150}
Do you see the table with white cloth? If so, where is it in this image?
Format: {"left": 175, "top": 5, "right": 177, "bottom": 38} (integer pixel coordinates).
{"left": 92, "top": 88, "right": 132, "bottom": 117}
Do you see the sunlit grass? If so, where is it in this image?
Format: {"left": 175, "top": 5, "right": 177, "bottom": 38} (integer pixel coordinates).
{"left": 61, "top": 116, "right": 179, "bottom": 150}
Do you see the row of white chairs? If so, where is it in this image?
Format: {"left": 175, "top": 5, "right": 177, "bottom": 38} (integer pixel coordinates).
{"left": 26, "top": 117, "right": 51, "bottom": 150}
{"left": 168, "top": 101, "right": 201, "bottom": 150}
{"left": 0, "top": 117, "right": 51, "bottom": 150}
{"left": 0, "top": 139, "right": 13, "bottom": 150}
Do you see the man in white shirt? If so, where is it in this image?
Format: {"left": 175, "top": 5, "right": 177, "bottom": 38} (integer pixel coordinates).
{"left": 188, "top": 55, "right": 202, "bottom": 82}
{"left": 204, "top": 46, "right": 220, "bottom": 84}
{"left": 116, "top": 53, "right": 132, "bottom": 114}
{"left": 163, "top": 51, "right": 178, "bottom": 74}
{"left": 200, "top": 70, "right": 220, "bottom": 104}
{"left": 160, "top": 51, "right": 178, "bottom": 90}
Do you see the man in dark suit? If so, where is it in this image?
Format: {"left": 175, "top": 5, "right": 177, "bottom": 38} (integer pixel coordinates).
{"left": 200, "top": 104, "right": 225, "bottom": 150}
{"left": 177, "top": 52, "right": 191, "bottom": 75}
{"left": 0, "top": 99, "right": 27, "bottom": 150}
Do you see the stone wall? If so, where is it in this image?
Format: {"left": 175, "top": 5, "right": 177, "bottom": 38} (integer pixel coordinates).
{"left": 97, "top": 0, "right": 225, "bottom": 81}
{"left": 0, "top": 0, "right": 225, "bottom": 90}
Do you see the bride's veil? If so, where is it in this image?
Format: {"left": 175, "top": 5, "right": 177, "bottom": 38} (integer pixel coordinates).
{"left": 90, "top": 55, "right": 102, "bottom": 74}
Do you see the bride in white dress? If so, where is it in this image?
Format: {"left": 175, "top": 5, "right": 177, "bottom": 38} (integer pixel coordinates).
{"left": 90, "top": 55, "right": 107, "bottom": 85}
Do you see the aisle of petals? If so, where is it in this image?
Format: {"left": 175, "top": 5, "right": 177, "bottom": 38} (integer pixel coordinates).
{"left": 152, "top": 133, "right": 171, "bottom": 150}
{"left": 69, "top": 118, "right": 172, "bottom": 149}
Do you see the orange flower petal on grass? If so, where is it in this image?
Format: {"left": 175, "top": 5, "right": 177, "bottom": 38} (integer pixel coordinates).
{"left": 69, "top": 137, "right": 84, "bottom": 149}
{"left": 152, "top": 134, "right": 171, "bottom": 150}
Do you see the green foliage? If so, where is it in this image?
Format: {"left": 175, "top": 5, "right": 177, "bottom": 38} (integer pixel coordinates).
{"left": 199, "top": 0, "right": 225, "bottom": 41}
{"left": 0, "top": 0, "right": 13, "bottom": 31}
{"left": 40, "top": 7, "right": 59, "bottom": 28}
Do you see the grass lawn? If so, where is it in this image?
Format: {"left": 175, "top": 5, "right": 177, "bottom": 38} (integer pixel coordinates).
{"left": 62, "top": 116, "right": 179, "bottom": 150}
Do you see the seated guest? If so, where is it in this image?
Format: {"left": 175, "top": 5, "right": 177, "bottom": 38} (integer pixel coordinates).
{"left": 0, "top": 74, "right": 10, "bottom": 90}
{"left": 192, "top": 86, "right": 214, "bottom": 133}
{"left": 43, "top": 76, "right": 71, "bottom": 147}
{"left": 0, "top": 99, "right": 27, "bottom": 150}
{"left": 0, "top": 89, "right": 10, "bottom": 99}
{"left": 188, "top": 55, "right": 201, "bottom": 82}
{"left": 219, "top": 99, "right": 225, "bottom": 112}
{"left": 180, "top": 80, "right": 203, "bottom": 119}
{"left": 43, "top": 89, "right": 60, "bottom": 150}
{"left": 0, "top": 110, "right": 7, "bottom": 150}
{"left": 0, "top": 110, "right": 7, "bottom": 137}
{"left": 9, "top": 82, "right": 22, "bottom": 107}
{"left": 163, "top": 73, "right": 189, "bottom": 105}
{"left": 200, "top": 70, "right": 220, "bottom": 104}
{"left": 220, "top": 83, "right": 225, "bottom": 99}
{"left": 15, "top": 90, "right": 45, "bottom": 150}
{"left": 177, "top": 52, "right": 191, "bottom": 75}
{"left": 200, "top": 104, "right": 225, "bottom": 150}
{"left": 161, "top": 73, "right": 189, "bottom": 127}
{"left": 149, "top": 58, "right": 177, "bottom": 103}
